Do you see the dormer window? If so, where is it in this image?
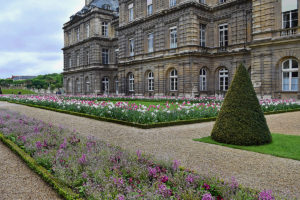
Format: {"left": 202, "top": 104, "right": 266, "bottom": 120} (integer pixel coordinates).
{"left": 219, "top": 0, "right": 226, "bottom": 3}
{"left": 128, "top": 3, "right": 134, "bottom": 22}
{"left": 102, "top": 4, "right": 111, "bottom": 10}
{"left": 147, "top": 0, "right": 153, "bottom": 15}
{"left": 170, "top": 0, "right": 176, "bottom": 7}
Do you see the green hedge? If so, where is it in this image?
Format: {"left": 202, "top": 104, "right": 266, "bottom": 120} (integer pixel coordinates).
{"left": 0, "top": 133, "right": 83, "bottom": 200}
{"left": 1, "top": 100, "right": 300, "bottom": 129}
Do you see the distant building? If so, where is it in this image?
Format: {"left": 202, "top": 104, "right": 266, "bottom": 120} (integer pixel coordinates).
{"left": 63, "top": 0, "right": 300, "bottom": 99}
{"left": 11, "top": 76, "right": 37, "bottom": 81}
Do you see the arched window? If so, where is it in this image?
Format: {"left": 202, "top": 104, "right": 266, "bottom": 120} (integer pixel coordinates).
{"left": 199, "top": 68, "right": 207, "bottom": 91}
{"left": 148, "top": 71, "right": 154, "bottom": 91}
{"left": 129, "top": 73, "right": 134, "bottom": 92}
{"left": 170, "top": 69, "right": 178, "bottom": 91}
{"left": 76, "top": 79, "right": 81, "bottom": 93}
{"left": 102, "top": 77, "right": 109, "bottom": 94}
{"left": 282, "top": 59, "right": 298, "bottom": 91}
{"left": 85, "top": 77, "right": 90, "bottom": 93}
{"left": 219, "top": 68, "right": 229, "bottom": 91}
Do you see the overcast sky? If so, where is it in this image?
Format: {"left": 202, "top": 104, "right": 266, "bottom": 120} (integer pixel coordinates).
{"left": 0, "top": 0, "right": 85, "bottom": 79}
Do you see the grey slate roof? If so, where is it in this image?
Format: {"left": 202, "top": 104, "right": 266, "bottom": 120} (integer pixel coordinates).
{"left": 70, "top": 0, "right": 119, "bottom": 21}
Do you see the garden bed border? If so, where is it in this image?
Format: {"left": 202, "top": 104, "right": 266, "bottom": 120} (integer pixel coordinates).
{"left": 1, "top": 100, "right": 300, "bottom": 129}
{"left": 0, "top": 132, "right": 83, "bottom": 200}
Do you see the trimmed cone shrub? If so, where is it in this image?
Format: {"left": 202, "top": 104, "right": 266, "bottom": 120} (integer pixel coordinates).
{"left": 211, "top": 64, "right": 272, "bottom": 146}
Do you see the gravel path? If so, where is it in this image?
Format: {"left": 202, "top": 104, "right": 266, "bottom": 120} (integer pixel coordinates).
{"left": 0, "top": 102, "right": 300, "bottom": 198}
{"left": 0, "top": 141, "right": 62, "bottom": 200}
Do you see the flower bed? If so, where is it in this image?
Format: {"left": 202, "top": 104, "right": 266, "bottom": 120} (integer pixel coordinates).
{"left": 0, "top": 110, "right": 276, "bottom": 199}
{"left": 0, "top": 95, "right": 299, "bottom": 127}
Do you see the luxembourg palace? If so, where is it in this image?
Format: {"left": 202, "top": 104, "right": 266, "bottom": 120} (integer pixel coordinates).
{"left": 63, "top": 0, "right": 300, "bottom": 99}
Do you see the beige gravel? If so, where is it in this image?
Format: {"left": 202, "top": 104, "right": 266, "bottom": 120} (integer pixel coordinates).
{"left": 0, "top": 101, "right": 300, "bottom": 199}
{"left": 0, "top": 140, "right": 62, "bottom": 200}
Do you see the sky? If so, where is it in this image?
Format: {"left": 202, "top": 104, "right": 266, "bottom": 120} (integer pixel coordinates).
{"left": 0, "top": 0, "right": 85, "bottom": 79}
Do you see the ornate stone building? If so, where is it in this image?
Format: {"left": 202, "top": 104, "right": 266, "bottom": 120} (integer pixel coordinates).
{"left": 63, "top": 0, "right": 300, "bottom": 99}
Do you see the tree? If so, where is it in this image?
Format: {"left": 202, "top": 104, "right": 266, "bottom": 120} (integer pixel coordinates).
{"left": 211, "top": 64, "right": 272, "bottom": 146}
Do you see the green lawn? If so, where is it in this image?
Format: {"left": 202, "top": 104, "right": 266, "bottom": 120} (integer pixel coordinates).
{"left": 1, "top": 89, "right": 36, "bottom": 95}
{"left": 193, "top": 133, "right": 300, "bottom": 161}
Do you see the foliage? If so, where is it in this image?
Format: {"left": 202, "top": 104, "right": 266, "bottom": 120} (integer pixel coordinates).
{"left": 211, "top": 64, "right": 272, "bottom": 146}
{"left": 0, "top": 110, "right": 266, "bottom": 199}
{"left": 194, "top": 133, "right": 300, "bottom": 161}
{"left": 2, "top": 89, "right": 36, "bottom": 95}
{"left": 0, "top": 73, "right": 63, "bottom": 90}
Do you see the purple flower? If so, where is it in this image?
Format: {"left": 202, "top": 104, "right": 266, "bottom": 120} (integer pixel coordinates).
{"left": 230, "top": 176, "right": 238, "bottom": 190}
{"left": 259, "top": 190, "right": 275, "bottom": 200}
{"left": 202, "top": 193, "right": 213, "bottom": 200}
{"left": 35, "top": 141, "right": 42, "bottom": 149}
{"left": 136, "top": 150, "right": 141, "bottom": 159}
{"left": 186, "top": 174, "right": 194, "bottom": 184}
{"left": 43, "top": 140, "right": 48, "bottom": 148}
{"left": 172, "top": 160, "right": 180, "bottom": 171}
{"left": 161, "top": 176, "right": 168, "bottom": 183}
{"left": 117, "top": 195, "right": 125, "bottom": 200}
{"left": 148, "top": 167, "right": 157, "bottom": 177}
{"left": 157, "top": 184, "right": 172, "bottom": 198}
{"left": 78, "top": 153, "right": 87, "bottom": 165}
{"left": 82, "top": 172, "right": 88, "bottom": 179}
{"left": 59, "top": 138, "right": 67, "bottom": 149}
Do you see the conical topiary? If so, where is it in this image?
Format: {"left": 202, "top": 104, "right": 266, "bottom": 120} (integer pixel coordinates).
{"left": 211, "top": 64, "right": 272, "bottom": 146}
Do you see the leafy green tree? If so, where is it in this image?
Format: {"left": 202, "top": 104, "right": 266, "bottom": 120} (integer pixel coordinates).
{"left": 211, "top": 64, "right": 272, "bottom": 146}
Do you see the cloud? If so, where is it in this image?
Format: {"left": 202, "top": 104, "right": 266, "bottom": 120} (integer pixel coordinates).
{"left": 0, "top": 0, "right": 85, "bottom": 79}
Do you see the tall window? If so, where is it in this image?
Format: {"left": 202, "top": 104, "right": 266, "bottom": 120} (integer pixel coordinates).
{"left": 147, "top": 0, "right": 153, "bottom": 15}
{"left": 102, "top": 77, "right": 109, "bottom": 94}
{"left": 170, "top": 69, "right": 178, "bottom": 91}
{"left": 170, "top": 0, "right": 176, "bottom": 7}
{"left": 200, "top": 24, "right": 206, "bottom": 47}
{"left": 219, "top": 24, "right": 228, "bottom": 47}
{"left": 282, "top": 59, "right": 298, "bottom": 91}
{"left": 129, "top": 3, "right": 134, "bottom": 22}
{"left": 282, "top": 10, "right": 298, "bottom": 29}
{"left": 102, "top": 49, "right": 109, "bottom": 64}
{"left": 68, "top": 31, "right": 72, "bottom": 45}
{"left": 76, "top": 27, "right": 80, "bottom": 42}
{"left": 86, "top": 51, "right": 90, "bottom": 65}
{"left": 148, "top": 33, "right": 154, "bottom": 52}
{"left": 148, "top": 71, "right": 154, "bottom": 91}
{"left": 170, "top": 27, "right": 177, "bottom": 49}
{"left": 76, "top": 52, "right": 80, "bottom": 66}
{"left": 86, "top": 23, "right": 90, "bottom": 38}
{"left": 199, "top": 68, "right": 207, "bottom": 91}
{"left": 129, "top": 38, "right": 135, "bottom": 56}
{"left": 219, "top": 68, "right": 229, "bottom": 91}
{"left": 129, "top": 73, "right": 134, "bottom": 91}
{"left": 68, "top": 56, "right": 72, "bottom": 68}
{"left": 102, "top": 22, "right": 108, "bottom": 36}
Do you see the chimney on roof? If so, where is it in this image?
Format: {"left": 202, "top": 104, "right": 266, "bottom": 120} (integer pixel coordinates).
{"left": 85, "top": 0, "right": 93, "bottom": 6}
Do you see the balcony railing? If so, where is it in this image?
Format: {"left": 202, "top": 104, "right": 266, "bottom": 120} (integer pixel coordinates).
{"left": 280, "top": 27, "right": 297, "bottom": 36}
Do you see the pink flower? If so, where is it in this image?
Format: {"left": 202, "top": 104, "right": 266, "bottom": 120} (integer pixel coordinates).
{"left": 136, "top": 150, "right": 141, "bottom": 159}
{"left": 148, "top": 167, "right": 157, "bottom": 177}
{"left": 202, "top": 183, "right": 210, "bottom": 190}
{"left": 259, "top": 190, "right": 275, "bottom": 200}
{"left": 202, "top": 193, "right": 213, "bottom": 200}
{"left": 230, "top": 176, "right": 238, "bottom": 190}
{"left": 186, "top": 174, "right": 194, "bottom": 184}
{"left": 59, "top": 138, "right": 67, "bottom": 149}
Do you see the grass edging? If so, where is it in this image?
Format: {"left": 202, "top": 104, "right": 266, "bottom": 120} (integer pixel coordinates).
{"left": 0, "top": 133, "right": 83, "bottom": 200}
{"left": 193, "top": 134, "right": 300, "bottom": 161}
{"left": 1, "top": 100, "right": 300, "bottom": 129}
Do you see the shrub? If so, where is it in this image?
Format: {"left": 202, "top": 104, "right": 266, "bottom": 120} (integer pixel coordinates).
{"left": 211, "top": 64, "right": 272, "bottom": 145}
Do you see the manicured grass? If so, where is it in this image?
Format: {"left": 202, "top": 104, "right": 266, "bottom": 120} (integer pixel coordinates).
{"left": 193, "top": 133, "right": 300, "bottom": 161}
{"left": 2, "top": 89, "right": 36, "bottom": 94}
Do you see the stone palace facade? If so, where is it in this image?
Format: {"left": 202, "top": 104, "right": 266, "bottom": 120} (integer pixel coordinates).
{"left": 63, "top": 0, "right": 300, "bottom": 99}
